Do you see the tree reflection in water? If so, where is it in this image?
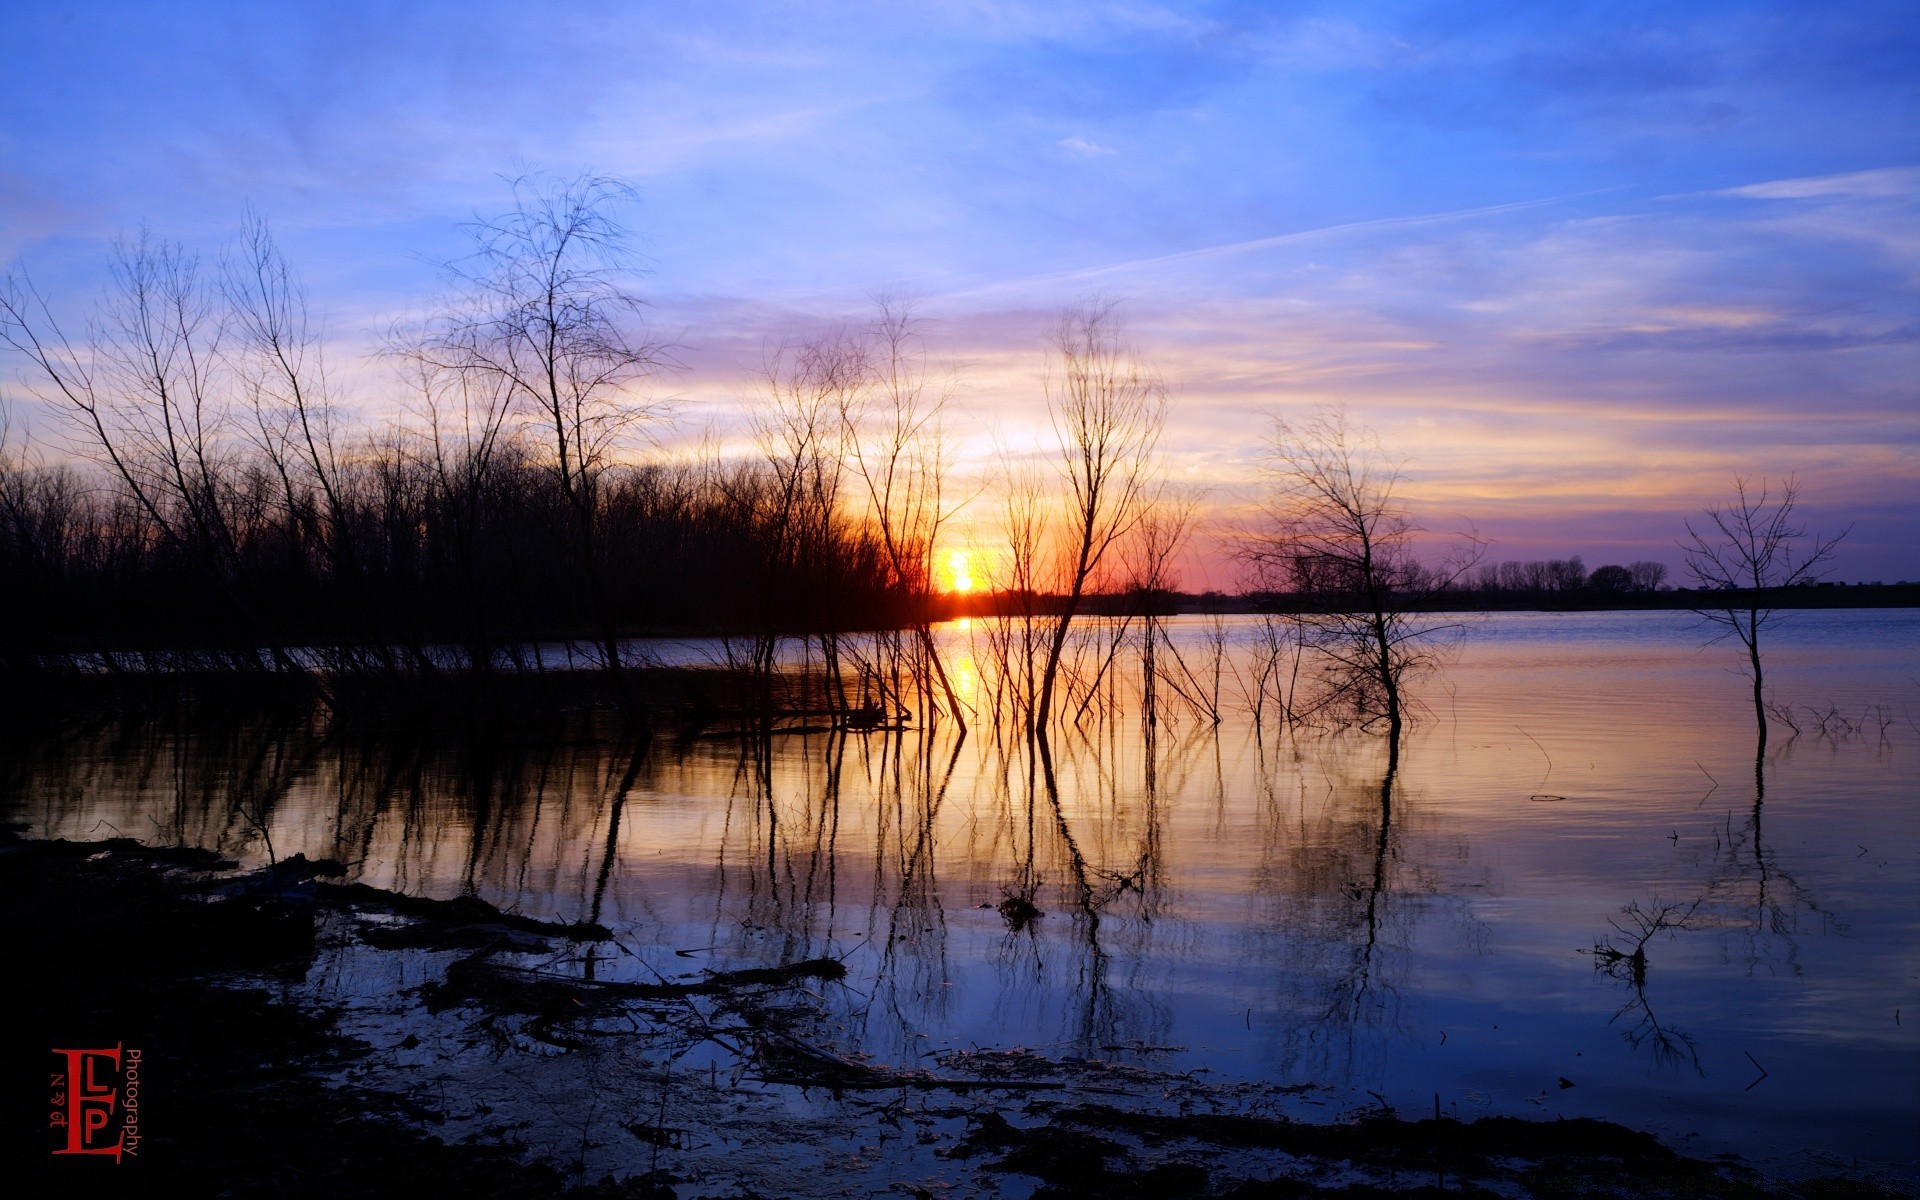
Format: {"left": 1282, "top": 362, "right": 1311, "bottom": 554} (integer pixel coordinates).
{"left": 1590, "top": 897, "right": 1706, "bottom": 1075}
{"left": 1252, "top": 739, "right": 1406, "bottom": 1078}
{"left": 1704, "top": 740, "right": 1840, "bottom": 977}
{"left": 1590, "top": 729, "right": 1836, "bottom": 1074}
{"left": 3, "top": 682, "right": 1497, "bottom": 1084}
{"left": 4, "top": 611, "right": 1908, "bottom": 1184}
{"left": 1243, "top": 733, "right": 1484, "bottom": 1086}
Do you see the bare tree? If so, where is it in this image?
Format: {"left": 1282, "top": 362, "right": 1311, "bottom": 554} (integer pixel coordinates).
{"left": 1033, "top": 301, "right": 1166, "bottom": 731}
{"left": 394, "top": 354, "right": 520, "bottom": 672}
{"left": 836, "top": 298, "right": 968, "bottom": 731}
{"left": 1545, "top": 556, "right": 1586, "bottom": 591}
{"left": 223, "top": 212, "right": 409, "bottom": 671}
{"left": 0, "top": 233, "right": 300, "bottom": 669}
{"left": 224, "top": 215, "right": 351, "bottom": 562}
{"left": 1627, "top": 560, "right": 1668, "bottom": 592}
{"left": 1245, "top": 407, "right": 1479, "bottom": 741}
{"left": 416, "top": 173, "right": 670, "bottom": 674}
{"left": 747, "top": 329, "right": 862, "bottom": 718}
{"left": 1121, "top": 490, "right": 1214, "bottom": 725}
{"left": 1586, "top": 563, "right": 1633, "bottom": 594}
{"left": 983, "top": 460, "right": 1052, "bottom": 728}
{"left": 1681, "top": 476, "right": 1847, "bottom": 748}
{"left": 2, "top": 236, "right": 226, "bottom": 559}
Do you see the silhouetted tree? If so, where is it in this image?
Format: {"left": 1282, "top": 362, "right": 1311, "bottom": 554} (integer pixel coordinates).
{"left": 1034, "top": 301, "right": 1166, "bottom": 731}
{"left": 0, "top": 231, "right": 301, "bottom": 669}
{"left": 1627, "top": 560, "right": 1668, "bottom": 591}
{"left": 416, "top": 173, "right": 670, "bottom": 674}
{"left": 1246, "top": 408, "right": 1479, "bottom": 740}
{"left": 837, "top": 299, "right": 967, "bottom": 731}
{"left": 1, "top": 200, "right": 943, "bottom": 685}
{"left": 1546, "top": 555, "right": 1586, "bottom": 592}
{"left": 1681, "top": 476, "right": 1847, "bottom": 748}
{"left": 1586, "top": 563, "right": 1632, "bottom": 593}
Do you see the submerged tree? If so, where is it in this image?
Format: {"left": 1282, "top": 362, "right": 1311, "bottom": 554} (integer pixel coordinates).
{"left": 1245, "top": 407, "right": 1479, "bottom": 741}
{"left": 1033, "top": 301, "right": 1167, "bottom": 732}
{"left": 744, "top": 327, "right": 862, "bottom": 717}
{"left": 836, "top": 299, "right": 968, "bottom": 731}
{"left": 1681, "top": 476, "right": 1847, "bottom": 749}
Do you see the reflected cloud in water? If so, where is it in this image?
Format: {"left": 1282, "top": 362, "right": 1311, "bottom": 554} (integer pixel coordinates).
{"left": 4, "top": 610, "right": 1915, "bottom": 1171}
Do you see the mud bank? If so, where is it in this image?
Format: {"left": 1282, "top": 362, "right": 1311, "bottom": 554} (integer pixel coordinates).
{"left": 1, "top": 831, "right": 1905, "bottom": 1200}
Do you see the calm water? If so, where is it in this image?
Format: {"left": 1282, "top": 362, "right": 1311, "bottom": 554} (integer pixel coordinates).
{"left": 8, "top": 609, "right": 1918, "bottom": 1184}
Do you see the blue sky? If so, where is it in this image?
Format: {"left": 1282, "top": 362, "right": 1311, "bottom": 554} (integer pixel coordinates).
{"left": 3, "top": 1, "right": 1916, "bottom": 578}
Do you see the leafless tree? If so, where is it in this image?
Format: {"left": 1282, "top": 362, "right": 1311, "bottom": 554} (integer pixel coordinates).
{"left": 1681, "top": 476, "right": 1847, "bottom": 749}
{"left": 982, "top": 460, "right": 1052, "bottom": 730}
{"left": 1241, "top": 611, "right": 1306, "bottom": 730}
{"left": 747, "top": 329, "right": 862, "bottom": 718}
{"left": 836, "top": 298, "right": 968, "bottom": 732}
{"left": 1121, "top": 490, "right": 1215, "bottom": 725}
{"left": 1627, "top": 560, "right": 1668, "bottom": 592}
{"left": 1586, "top": 563, "right": 1633, "bottom": 594}
{"left": 223, "top": 212, "right": 410, "bottom": 670}
{"left": 1033, "top": 300, "right": 1167, "bottom": 731}
{"left": 392, "top": 352, "right": 521, "bottom": 671}
{"left": 224, "top": 216, "right": 350, "bottom": 553}
{"left": 415, "top": 173, "right": 670, "bottom": 674}
{"left": 0, "top": 403, "right": 98, "bottom": 671}
{"left": 0, "top": 232, "right": 302, "bottom": 669}
{"left": 3, "top": 236, "right": 225, "bottom": 556}
{"left": 1545, "top": 556, "right": 1586, "bottom": 591}
{"left": 1245, "top": 407, "right": 1480, "bottom": 741}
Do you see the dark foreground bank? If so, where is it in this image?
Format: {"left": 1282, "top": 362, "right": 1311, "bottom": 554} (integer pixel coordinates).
{"left": 2, "top": 831, "right": 1908, "bottom": 1200}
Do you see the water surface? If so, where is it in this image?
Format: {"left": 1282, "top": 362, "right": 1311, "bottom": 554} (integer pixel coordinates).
{"left": 8, "top": 609, "right": 1917, "bottom": 1183}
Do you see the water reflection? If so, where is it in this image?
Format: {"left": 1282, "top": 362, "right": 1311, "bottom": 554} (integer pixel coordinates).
{"left": 4, "top": 611, "right": 1915, "bottom": 1175}
{"left": 1587, "top": 723, "right": 1848, "bottom": 1074}
{"left": 1705, "top": 743, "right": 1842, "bottom": 978}
{"left": 1592, "top": 896, "right": 1706, "bottom": 1075}
{"left": 1244, "top": 736, "right": 1488, "bottom": 1083}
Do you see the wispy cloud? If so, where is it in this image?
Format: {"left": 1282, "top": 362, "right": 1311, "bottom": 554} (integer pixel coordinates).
{"left": 1707, "top": 166, "right": 1920, "bottom": 201}
{"left": 1058, "top": 135, "right": 1117, "bottom": 157}
{"left": 940, "top": 190, "right": 1626, "bottom": 302}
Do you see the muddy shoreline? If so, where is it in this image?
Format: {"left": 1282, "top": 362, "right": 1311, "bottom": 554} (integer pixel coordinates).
{"left": 2, "top": 830, "right": 1905, "bottom": 1199}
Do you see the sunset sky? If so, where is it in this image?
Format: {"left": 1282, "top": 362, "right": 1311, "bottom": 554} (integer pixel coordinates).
{"left": 3, "top": 1, "right": 1915, "bottom": 581}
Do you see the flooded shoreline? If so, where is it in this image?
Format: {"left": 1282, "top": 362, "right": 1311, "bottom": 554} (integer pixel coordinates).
{"left": 4, "top": 610, "right": 1916, "bottom": 1191}
{"left": 5, "top": 829, "right": 1905, "bottom": 1198}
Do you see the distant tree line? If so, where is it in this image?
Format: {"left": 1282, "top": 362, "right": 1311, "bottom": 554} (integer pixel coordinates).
{"left": 1458, "top": 556, "right": 1669, "bottom": 595}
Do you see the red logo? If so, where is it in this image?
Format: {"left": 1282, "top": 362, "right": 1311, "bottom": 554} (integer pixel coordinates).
{"left": 50, "top": 1045, "right": 142, "bottom": 1161}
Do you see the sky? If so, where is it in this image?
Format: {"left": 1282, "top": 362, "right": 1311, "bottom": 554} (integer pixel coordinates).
{"left": 2, "top": 0, "right": 1916, "bottom": 582}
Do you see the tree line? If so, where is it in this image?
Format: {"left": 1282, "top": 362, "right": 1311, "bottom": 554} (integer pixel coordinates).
{"left": 0, "top": 182, "right": 952, "bottom": 714}
{"left": 1, "top": 175, "right": 1853, "bottom": 745}
{"left": 1464, "top": 556, "right": 1667, "bottom": 595}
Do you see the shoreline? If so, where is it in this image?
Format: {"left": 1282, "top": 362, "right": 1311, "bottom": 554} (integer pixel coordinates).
{"left": 3, "top": 829, "right": 1906, "bottom": 1199}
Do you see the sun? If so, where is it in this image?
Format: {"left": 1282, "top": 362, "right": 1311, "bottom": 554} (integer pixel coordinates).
{"left": 945, "top": 549, "right": 975, "bottom": 594}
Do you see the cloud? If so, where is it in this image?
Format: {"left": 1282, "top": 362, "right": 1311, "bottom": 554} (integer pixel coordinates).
{"left": 1706, "top": 167, "right": 1920, "bottom": 201}
{"left": 3, "top": 1, "right": 1915, "bottom": 579}
{"left": 1058, "top": 135, "right": 1117, "bottom": 158}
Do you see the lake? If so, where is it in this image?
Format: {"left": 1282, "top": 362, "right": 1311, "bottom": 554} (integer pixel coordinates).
{"left": 7, "top": 608, "right": 1916, "bottom": 1189}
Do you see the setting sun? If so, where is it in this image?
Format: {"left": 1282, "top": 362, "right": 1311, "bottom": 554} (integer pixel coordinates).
{"left": 945, "top": 549, "right": 975, "bottom": 594}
